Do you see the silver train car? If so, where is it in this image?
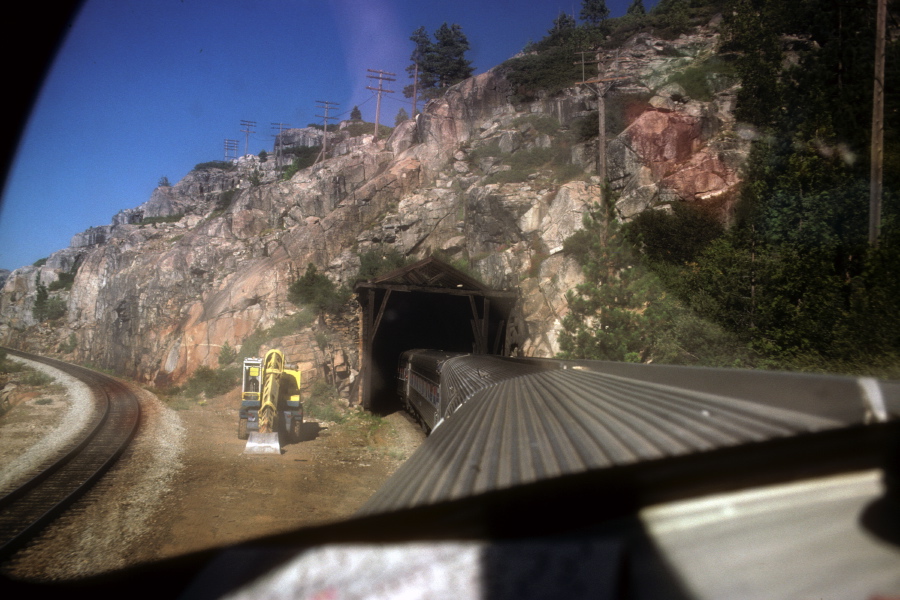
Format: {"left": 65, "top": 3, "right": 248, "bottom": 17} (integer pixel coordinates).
{"left": 397, "top": 350, "right": 555, "bottom": 432}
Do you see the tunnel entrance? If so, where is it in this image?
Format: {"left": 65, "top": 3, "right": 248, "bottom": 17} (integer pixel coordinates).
{"left": 355, "top": 257, "right": 519, "bottom": 412}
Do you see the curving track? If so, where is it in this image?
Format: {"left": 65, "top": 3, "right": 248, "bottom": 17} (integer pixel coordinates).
{"left": 0, "top": 348, "right": 140, "bottom": 560}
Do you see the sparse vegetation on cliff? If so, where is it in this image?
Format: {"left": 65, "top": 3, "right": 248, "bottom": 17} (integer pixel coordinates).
{"left": 281, "top": 146, "right": 321, "bottom": 180}
{"left": 504, "top": 0, "right": 727, "bottom": 102}
{"left": 288, "top": 264, "right": 351, "bottom": 316}
{"left": 559, "top": 0, "right": 900, "bottom": 377}
{"left": 140, "top": 214, "right": 184, "bottom": 226}
{"left": 32, "top": 280, "right": 66, "bottom": 323}
{"left": 193, "top": 160, "right": 235, "bottom": 171}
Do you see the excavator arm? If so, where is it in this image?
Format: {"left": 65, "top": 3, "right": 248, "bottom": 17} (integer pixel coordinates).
{"left": 244, "top": 349, "right": 286, "bottom": 454}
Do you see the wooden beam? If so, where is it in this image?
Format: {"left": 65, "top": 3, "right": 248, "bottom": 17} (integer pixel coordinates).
{"left": 355, "top": 281, "right": 517, "bottom": 299}
{"left": 372, "top": 289, "right": 392, "bottom": 339}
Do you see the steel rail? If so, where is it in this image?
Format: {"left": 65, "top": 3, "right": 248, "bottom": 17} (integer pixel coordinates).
{"left": 0, "top": 348, "right": 141, "bottom": 560}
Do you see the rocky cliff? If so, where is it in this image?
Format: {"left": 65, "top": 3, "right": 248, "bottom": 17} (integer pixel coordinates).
{"left": 0, "top": 22, "right": 749, "bottom": 397}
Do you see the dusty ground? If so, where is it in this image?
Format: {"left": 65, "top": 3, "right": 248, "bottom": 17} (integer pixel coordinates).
{"left": 138, "top": 393, "right": 424, "bottom": 560}
{"left": 0, "top": 362, "right": 424, "bottom": 583}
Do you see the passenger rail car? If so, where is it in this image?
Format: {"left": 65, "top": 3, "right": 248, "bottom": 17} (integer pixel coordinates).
{"left": 397, "top": 350, "right": 556, "bottom": 432}
{"left": 397, "top": 350, "right": 462, "bottom": 431}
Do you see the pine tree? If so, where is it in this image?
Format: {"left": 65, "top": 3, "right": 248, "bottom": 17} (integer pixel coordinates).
{"left": 626, "top": 0, "right": 646, "bottom": 16}
{"left": 350, "top": 106, "right": 362, "bottom": 121}
{"left": 32, "top": 280, "right": 48, "bottom": 322}
{"left": 580, "top": 0, "right": 610, "bottom": 26}
{"left": 395, "top": 107, "right": 409, "bottom": 125}
{"left": 559, "top": 207, "right": 653, "bottom": 362}
{"left": 432, "top": 23, "right": 474, "bottom": 88}
{"left": 549, "top": 12, "right": 577, "bottom": 36}
{"left": 407, "top": 26, "right": 437, "bottom": 90}
{"left": 405, "top": 23, "right": 473, "bottom": 99}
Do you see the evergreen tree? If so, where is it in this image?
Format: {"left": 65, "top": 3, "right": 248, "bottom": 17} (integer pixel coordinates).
{"left": 404, "top": 23, "right": 473, "bottom": 100}
{"left": 431, "top": 23, "right": 474, "bottom": 88}
{"left": 404, "top": 26, "right": 436, "bottom": 100}
{"left": 32, "top": 280, "right": 48, "bottom": 322}
{"left": 580, "top": 0, "right": 610, "bottom": 26}
{"left": 626, "top": 0, "right": 646, "bottom": 16}
{"left": 350, "top": 106, "right": 362, "bottom": 121}
{"left": 395, "top": 107, "right": 409, "bottom": 125}
{"left": 549, "top": 12, "right": 577, "bottom": 36}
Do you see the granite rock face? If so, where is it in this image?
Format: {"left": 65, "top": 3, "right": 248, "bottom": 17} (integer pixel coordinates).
{"left": 0, "top": 24, "right": 748, "bottom": 390}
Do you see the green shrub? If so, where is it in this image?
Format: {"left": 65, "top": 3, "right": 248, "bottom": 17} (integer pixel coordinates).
{"left": 282, "top": 146, "right": 321, "bottom": 180}
{"left": 218, "top": 341, "right": 237, "bottom": 366}
{"left": 239, "top": 310, "right": 317, "bottom": 361}
{"left": 628, "top": 203, "right": 724, "bottom": 265}
{"left": 342, "top": 122, "right": 393, "bottom": 138}
{"left": 505, "top": 45, "right": 584, "bottom": 103}
{"left": 181, "top": 365, "right": 240, "bottom": 399}
{"left": 194, "top": 160, "right": 235, "bottom": 171}
{"left": 48, "top": 271, "right": 75, "bottom": 291}
{"left": 288, "top": 264, "right": 350, "bottom": 315}
{"left": 666, "top": 56, "right": 737, "bottom": 102}
{"left": 21, "top": 370, "right": 54, "bottom": 386}
{"left": 466, "top": 142, "right": 504, "bottom": 168}
{"left": 0, "top": 351, "right": 24, "bottom": 374}
{"left": 304, "top": 380, "right": 346, "bottom": 423}
{"left": 511, "top": 114, "right": 561, "bottom": 136}
{"left": 32, "top": 282, "right": 65, "bottom": 322}
{"left": 357, "top": 248, "right": 412, "bottom": 282}
{"left": 484, "top": 146, "right": 575, "bottom": 184}
{"left": 140, "top": 214, "right": 184, "bottom": 226}
{"left": 33, "top": 258, "right": 48, "bottom": 267}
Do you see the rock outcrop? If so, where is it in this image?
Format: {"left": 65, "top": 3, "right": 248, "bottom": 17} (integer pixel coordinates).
{"left": 0, "top": 22, "right": 749, "bottom": 395}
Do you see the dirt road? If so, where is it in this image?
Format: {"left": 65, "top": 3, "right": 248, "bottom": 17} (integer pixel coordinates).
{"left": 0, "top": 364, "right": 424, "bottom": 582}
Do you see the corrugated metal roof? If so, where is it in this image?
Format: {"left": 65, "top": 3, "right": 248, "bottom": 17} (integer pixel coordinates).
{"left": 360, "top": 358, "right": 894, "bottom": 515}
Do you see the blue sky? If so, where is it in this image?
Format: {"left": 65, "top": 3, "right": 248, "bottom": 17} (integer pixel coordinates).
{"left": 0, "top": 0, "right": 656, "bottom": 272}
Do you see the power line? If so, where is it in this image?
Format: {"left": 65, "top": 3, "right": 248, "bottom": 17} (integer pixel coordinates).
{"left": 315, "top": 100, "right": 339, "bottom": 162}
{"left": 271, "top": 122, "right": 290, "bottom": 165}
{"left": 224, "top": 139, "right": 239, "bottom": 162}
{"left": 366, "top": 69, "right": 396, "bottom": 141}
{"left": 240, "top": 119, "right": 257, "bottom": 155}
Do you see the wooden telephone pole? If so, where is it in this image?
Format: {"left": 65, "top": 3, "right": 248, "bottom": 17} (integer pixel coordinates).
{"left": 870, "top": 0, "right": 887, "bottom": 247}
{"left": 223, "top": 139, "right": 238, "bottom": 162}
{"left": 240, "top": 120, "right": 256, "bottom": 156}
{"left": 271, "top": 122, "right": 290, "bottom": 167}
{"left": 366, "top": 69, "right": 396, "bottom": 141}
{"left": 315, "top": 100, "right": 339, "bottom": 162}
{"left": 575, "top": 51, "right": 629, "bottom": 194}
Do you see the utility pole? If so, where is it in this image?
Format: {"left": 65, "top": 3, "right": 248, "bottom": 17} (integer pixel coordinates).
{"left": 224, "top": 139, "right": 239, "bottom": 162}
{"left": 870, "top": 0, "right": 887, "bottom": 247}
{"left": 271, "top": 122, "right": 290, "bottom": 166}
{"left": 366, "top": 69, "right": 396, "bottom": 141}
{"left": 240, "top": 120, "right": 256, "bottom": 156}
{"left": 315, "top": 100, "right": 339, "bottom": 162}
{"left": 411, "top": 48, "right": 423, "bottom": 118}
{"left": 411, "top": 61, "right": 420, "bottom": 118}
{"left": 574, "top": 50, "right": 594, "bottom": 84}
{"left": 576, "top": 50, "right": 629, "bottom": 231}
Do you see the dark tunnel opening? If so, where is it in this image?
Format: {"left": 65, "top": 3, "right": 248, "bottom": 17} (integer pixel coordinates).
{"left": 367, "top": 291, "right": 491, "bottom": 414}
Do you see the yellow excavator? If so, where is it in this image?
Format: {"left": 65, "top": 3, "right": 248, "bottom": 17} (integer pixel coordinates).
{"left": 239, "top": 349, "right": 303, "bottom": 455}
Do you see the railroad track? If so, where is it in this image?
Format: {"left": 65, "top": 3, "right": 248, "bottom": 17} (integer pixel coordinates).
{"left": 0, "top": 349, "right": 140, "bottom": 560}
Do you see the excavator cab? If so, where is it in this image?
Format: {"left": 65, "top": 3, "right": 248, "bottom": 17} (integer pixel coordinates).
{"left": 237, "top": 358, "right": 263, "bottom": 440}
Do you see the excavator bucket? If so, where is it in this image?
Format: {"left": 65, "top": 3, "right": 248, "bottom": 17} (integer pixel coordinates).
{"left": 244, "top": 432, "right": 281, "bottom": 455}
